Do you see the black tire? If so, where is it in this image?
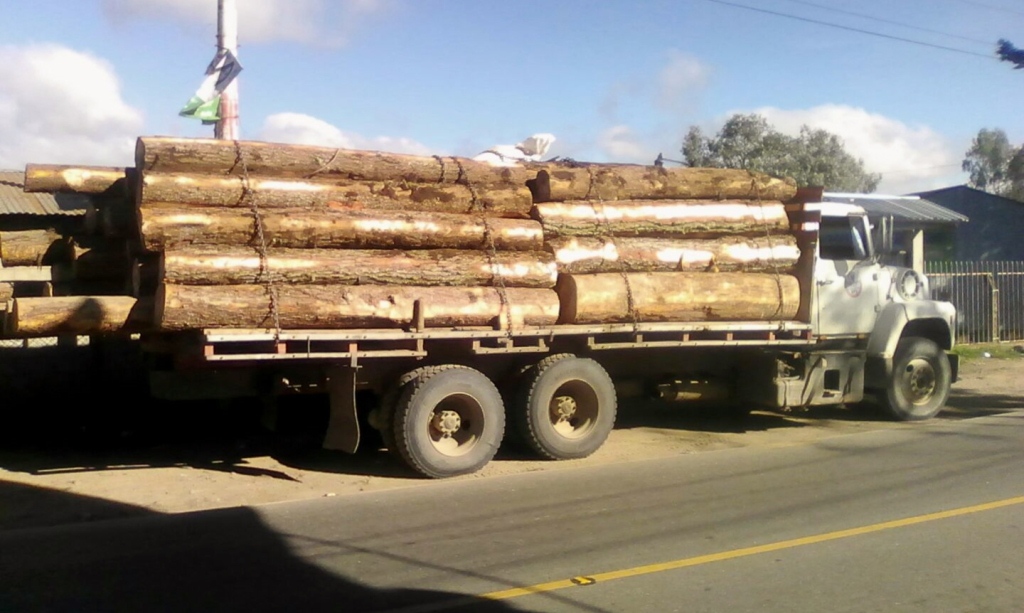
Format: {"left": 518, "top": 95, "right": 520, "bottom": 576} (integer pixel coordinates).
{"left": 391, "top": 366, "right": 505, "bottom": 478}
{"left": 372, "top": 366, "right": 440, "bottom": 454}
{"left": 880, "top": 337, "right": 951, "bottom": 421}
{"left": 515, "top": 356, "right": 617, "bottom": 460}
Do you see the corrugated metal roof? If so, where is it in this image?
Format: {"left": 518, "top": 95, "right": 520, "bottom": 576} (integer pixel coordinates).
{"left": 0, "top": 170, "right": 91, "bottom": 216}
{"left": 822, "top": 192, "right": 968, "bottom": 224}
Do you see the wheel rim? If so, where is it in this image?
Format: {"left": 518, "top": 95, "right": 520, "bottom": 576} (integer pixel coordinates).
{"left": 901, "top": 358, "right": 937, "bottom": 405}
{"left": 428, "top": 393, "right": 485, "bottom": 457}
{"left": 548, "top": 381, "right": 599, "bottom": 440}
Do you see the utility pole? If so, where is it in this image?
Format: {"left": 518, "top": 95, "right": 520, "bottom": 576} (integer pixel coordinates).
{"left": 215, "top": 0, "right": 240, "bottom": 140}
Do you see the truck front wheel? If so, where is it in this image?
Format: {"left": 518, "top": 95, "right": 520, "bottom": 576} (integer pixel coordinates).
{"left": 880, "top": 337, "right": 951, "bottom": 421}
{"left": 515, "top": 356, "right": 617, "bottom": 460}
{"left": 391, "top": 366, "right": 505, "bottom": 478}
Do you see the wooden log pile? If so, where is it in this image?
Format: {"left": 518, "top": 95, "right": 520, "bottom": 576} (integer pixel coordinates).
{"left": 2, "top": 136, "right": 809, "bottom": 336}
{"left": 0, "top": 167, "right": 139, "bottom": 336}
{"left": 529, "top": 161, "right": 802, "bottom": 324}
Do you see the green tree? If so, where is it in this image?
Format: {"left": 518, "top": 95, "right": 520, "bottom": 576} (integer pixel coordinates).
{"left": 961, "top": 128, "right": 1024, "bottom": 200}
{"left": 681, "top": 113, "right": 881, "bottom": 192}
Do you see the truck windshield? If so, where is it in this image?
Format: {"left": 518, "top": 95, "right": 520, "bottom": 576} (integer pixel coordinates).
{"left": 819, "top": 216, "right": 868, "bottom": 261}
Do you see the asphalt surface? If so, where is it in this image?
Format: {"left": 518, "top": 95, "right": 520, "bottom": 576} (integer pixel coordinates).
{"left": 2, "top": 409, "right": 1022, "bottom": 613}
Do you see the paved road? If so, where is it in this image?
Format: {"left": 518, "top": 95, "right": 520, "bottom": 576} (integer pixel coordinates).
{"left": 2, "top": 410, "right": 1022, "bottom": 612}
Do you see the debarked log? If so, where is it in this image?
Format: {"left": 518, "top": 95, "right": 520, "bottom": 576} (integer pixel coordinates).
{"left": 0, "top": 230, "right": 75, "bottom": 267}
{"left": 136, "top": 137, "right": 533, "bottom": 188}
{"left": 156, "top": 284, "right": 560, "bottom": 330}
{"left": 161, "top": 246, "right": 557, "bottom": 288}
{"left": 534, "top": 200, "right": 790, "bottom": 238}
{"left": 527, "top": 165, "right": 797, "bottom": 202}
{"left": 555, "top": 272, "right": 801, "bottom": 324}
{"left": 547, "top": 235, "right": 800, "bottom": 274}
{"left": 7, "top": 296, "right": 152, "bottom": 337}
{"left": 138, "top": 206, "right": 545, "bottom": 252}
{"left": 137, "top": 172, "right": 535, "bottom": 218}
{"left": 23, "top": 164, "right": 128, "bottom": 195}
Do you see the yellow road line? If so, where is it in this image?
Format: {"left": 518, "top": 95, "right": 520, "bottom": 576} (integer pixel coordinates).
{"left": 482, "top": 495, "right": 1024, "bottom": 601}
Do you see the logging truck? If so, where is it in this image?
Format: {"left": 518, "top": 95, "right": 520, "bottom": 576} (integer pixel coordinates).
{"left": 142, "top": 199, "right": 957, "bottom": 479}
{"left": 6, "top": 141, "right": 957, "bottom": 479}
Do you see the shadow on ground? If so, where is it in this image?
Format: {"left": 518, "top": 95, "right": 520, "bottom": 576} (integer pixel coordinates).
{"left": 0, "top": 482, "right": 543, "bottom": 613}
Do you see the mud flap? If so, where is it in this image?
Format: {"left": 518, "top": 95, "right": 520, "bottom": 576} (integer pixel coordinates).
{"left": 323, "top": 366, "right": 359, "bottom": 453}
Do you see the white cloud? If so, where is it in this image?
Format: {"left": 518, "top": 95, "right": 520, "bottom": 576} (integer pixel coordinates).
{"left": 102, "top": 0, "right": 392, "bottom": 47}
{"left": 657, "top": 50, "right": 710, "bottom": 111}
{"left": 597, "top": 125, "right": 648, "bottom": 162}
{"left": 0, "top": 44, "right": 142, "bottom": 169}
{"left": 750, "top": 104, "right": 963, "bottom": 194}
{"left": 260, "top": 112, "right": 432, "bottom": 155}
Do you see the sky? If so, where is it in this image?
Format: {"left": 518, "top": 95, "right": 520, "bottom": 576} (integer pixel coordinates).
{"left": 0, "top": 0, "right": 1022, "bottom": 194}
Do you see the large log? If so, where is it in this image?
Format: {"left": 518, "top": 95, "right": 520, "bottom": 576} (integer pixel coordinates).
{"left": 138, "top": 172, "right": 534, "bottom": 218}
{"left": 136, "top": 137, "right": 533, "bottom": 188}
{"left": 0, "top": 282, "right": 12, "bottom": 303}
{"left": 161, "top": 246, "right": 557, "bottom": 288}
{"left": 23, "top": 164, "right": 128, "bottom": 195}
{"left": 7, "top": 296, "right": 152, "bottom": 337}
{"left": 535, "top": 201, "right": 790, "bottom": 239}
{"left": 138, "top": 206, "right": 544, "bottom": 252}
{"left": 156, "top": 284, "right": 560, "bottom": 330}
{"left": 528, "top": 165, "right": 797, "bottom": 202}
{"left": 0, "top": 230, "right": 75, "bottom": 267}
{"left": 556, "top": 272, "right": 801, "bottom": 324}
{"left": 548, "top": 235, "right": 800, "bottom": 274}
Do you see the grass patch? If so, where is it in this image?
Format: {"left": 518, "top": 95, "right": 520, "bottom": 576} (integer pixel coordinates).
{"left": 952, "top": 342, "right": 1024, "bottom": 361}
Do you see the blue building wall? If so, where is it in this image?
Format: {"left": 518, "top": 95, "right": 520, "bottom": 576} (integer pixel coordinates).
{"left": 913, "top": 186, "right": 1024, "bottom": 261}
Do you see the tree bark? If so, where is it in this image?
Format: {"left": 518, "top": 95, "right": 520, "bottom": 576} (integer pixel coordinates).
{"left": 136, "top": 137, "right": 534, "bottom": 188}
{"left": 0, "top": 230, "right": 75, "bottom": 266}
{"left": 138, "top": 172, "right": 534, "bottom": 218}
{"left": 138, "top": 206, "right": 544, "bottom": 252}
{"left": 0, "top": 282, "right": 12, "bottom": 303}
{"left": 535, "top": 201, "right": 790, "bottom": 239}
{"left": 556, "top": 272, "right": 801, "bottom": 324}
{"left": 7, "top": 296, "right": 152, "bottom": 337}
{"left": 527, "top": 165, "right": 797, "bottom": 202}
{"left": 548, "top": 235, "right": 800, "bottom": 274}
{"left": 161, "top": 246, "right": 557, "bottom": 288}
{"left": 156, "top": 284, "right": 559, "bottom": 330}
{"left": 23, "top": 164, "right": 128, "bottom": 195}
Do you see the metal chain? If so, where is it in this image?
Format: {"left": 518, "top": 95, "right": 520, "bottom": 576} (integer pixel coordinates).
{"left": 234, "top": 141, "right": 282, "bottom": 339}
{"left": 585, "top": 166, "right": 640, "bottom": 332}
{"left": 452, "top": 157, "right": 513, "bottom": 336}
{"left": 753, "top": 180, "right": 786, "bottom": 320}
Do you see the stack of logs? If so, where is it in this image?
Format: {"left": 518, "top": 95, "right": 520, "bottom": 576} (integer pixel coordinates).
{"left": 527, "top": 164, "right": 802, "bottom": 324}
{"left": 1, "top": 167, "right": 142, "bottom": 336}
{"left": 1, "top": 136, "right": 804, "bottom": 337}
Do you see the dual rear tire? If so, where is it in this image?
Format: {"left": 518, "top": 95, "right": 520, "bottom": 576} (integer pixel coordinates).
{"left": 377, "top": 356, "right": 618, "bottom": 478}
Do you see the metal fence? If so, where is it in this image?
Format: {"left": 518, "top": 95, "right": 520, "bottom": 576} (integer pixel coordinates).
{"left": 926, "top": 261, "right": 1024, "bottom": 344}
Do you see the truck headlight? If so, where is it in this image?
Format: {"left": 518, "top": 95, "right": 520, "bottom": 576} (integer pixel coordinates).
{"left": 896, "top": 269, "right": 926, "bottom": 300}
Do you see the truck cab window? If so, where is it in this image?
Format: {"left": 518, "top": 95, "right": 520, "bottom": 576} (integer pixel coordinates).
{"left": 819, "top": 216, "right": 868, "bottom": 261}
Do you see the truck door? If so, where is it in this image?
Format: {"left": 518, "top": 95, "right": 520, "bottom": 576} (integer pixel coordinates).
{"left": 815, "top": 215, "right": 882, "bottom": 337}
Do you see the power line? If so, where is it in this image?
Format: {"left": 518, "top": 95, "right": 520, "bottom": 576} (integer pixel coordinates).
{"left": 697, "top": 0, "right": 997, "bottom": 60}
{"left": 779, "top": 0, "right": 992, "bottom": 46}
{"left": 947, "top": 0, "right": 1024, "bottom": 18}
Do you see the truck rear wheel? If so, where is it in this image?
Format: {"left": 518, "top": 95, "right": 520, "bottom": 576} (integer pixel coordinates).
{"left": 515, "top": 356, "right": 617, "bottom": 460}
{"left": 391, "top": 366, "right": 505, "bottom": 478}
{"left": 880, "top": 337, "right": 951, "bottom": 421}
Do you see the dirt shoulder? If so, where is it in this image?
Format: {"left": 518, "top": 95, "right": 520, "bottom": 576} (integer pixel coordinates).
{"left": 1, "top": 358, "right": 1020, "bottom": 531}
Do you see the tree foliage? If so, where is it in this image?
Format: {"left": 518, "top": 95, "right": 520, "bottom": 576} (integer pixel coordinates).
{"left": 681, "top": 113, "right": 881, "bottom": 192}
{"left": 962, "top": 127, "right": 1024, "bottom": 200}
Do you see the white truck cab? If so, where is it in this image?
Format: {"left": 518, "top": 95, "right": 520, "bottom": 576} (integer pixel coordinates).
{"left": 806, "top": 202, "right": 957, "bottom": 420}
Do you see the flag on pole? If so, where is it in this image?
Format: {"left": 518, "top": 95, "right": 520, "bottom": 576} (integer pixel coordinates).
{"left": 179, "top": 49, "right": 243, "bottom": 121}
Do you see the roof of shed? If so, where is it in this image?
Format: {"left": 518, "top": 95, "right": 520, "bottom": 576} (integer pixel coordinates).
{"left": 822, "top": 192, "right": 968, "bottom": 224}
{"left": 0, "top": 170, "right": 91, "bottom": 216}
